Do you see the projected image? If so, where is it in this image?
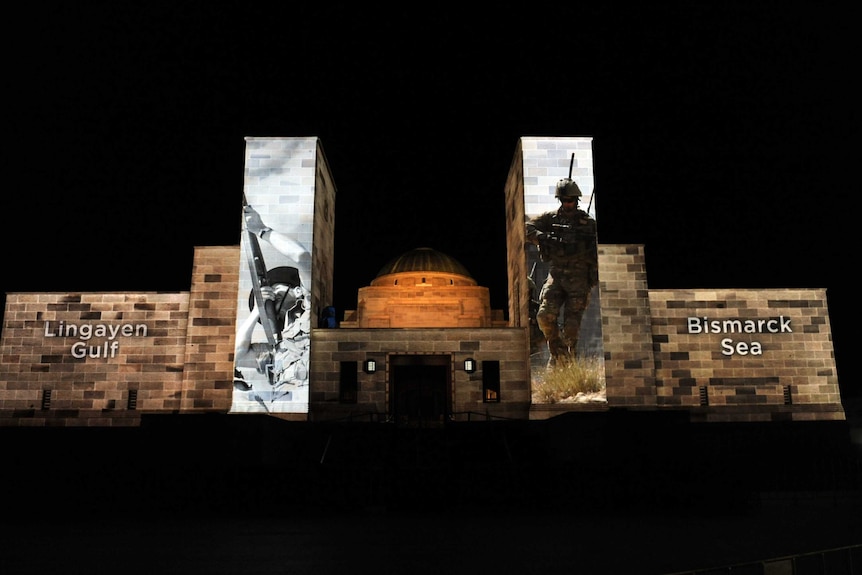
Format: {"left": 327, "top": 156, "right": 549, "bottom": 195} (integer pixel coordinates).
{"left": 525, "top": 173, "right": 605, "bottom": 405}
{"left": 232, "top": 200, "right": 312, "bottom": 413}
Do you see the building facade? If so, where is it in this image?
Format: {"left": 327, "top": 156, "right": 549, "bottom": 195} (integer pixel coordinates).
{"left": 0, "top": 138, "right": 845, "bottom": 427}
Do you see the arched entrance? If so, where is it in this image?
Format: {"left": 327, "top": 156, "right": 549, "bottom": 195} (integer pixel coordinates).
{"left": 389, "top": 354, "right": 451, "bottom": 426}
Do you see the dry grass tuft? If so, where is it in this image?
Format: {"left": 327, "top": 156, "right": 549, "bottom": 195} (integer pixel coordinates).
{"left": 532, "top": 356, "right": 606, "bottom": 403}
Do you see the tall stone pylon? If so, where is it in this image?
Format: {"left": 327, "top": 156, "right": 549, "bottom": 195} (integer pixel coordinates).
{"left": 503, "top": 136, "right": 604, "bottom": 391}
{"left": 232, "top": 137, "right": 336, "bottom": 414}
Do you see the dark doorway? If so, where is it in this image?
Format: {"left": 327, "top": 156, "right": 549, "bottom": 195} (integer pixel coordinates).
{"left": 390, "top": 355, "right": 451, "bottom": 426}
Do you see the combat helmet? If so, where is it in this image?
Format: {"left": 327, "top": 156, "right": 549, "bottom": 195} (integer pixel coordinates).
{"left": 555, "top": 178, "right": 582, "bottom": 200}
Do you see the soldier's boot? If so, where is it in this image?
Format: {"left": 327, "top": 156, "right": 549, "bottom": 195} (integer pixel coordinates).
{"left": 561, "top": 334, "right": 577, "bottom": 362}
{"left": 546, "top": 337, "right": 571, "bottom": 369}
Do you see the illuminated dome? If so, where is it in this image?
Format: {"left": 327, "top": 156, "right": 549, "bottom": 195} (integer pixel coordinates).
{"left": 341, "top": 246, "right": 505, "bottom": 329}
{"left": 375, "top": 247, "right": 473, "bottom": 279}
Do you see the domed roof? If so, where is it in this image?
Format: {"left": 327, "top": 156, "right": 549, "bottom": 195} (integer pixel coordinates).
{"left": 376, "top": 247, "right": 473, "bottom": 278}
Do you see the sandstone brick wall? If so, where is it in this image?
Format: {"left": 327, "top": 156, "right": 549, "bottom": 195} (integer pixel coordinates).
{"left": 312, "top": 139, "right": 337, "bottom": 315}
{"left": 649, "top": 288, "right": 844, "bottom": 422}
{"left": 599, "top": 245, "right": 657, "bottom": 408}
{"left": 181, "top": 246, "right": 240, "bottom": 413}
{"left": 0, "top": 246, "right": 847, "bottom": 426}
{"left": 503, "top": 138, "right": 528, "bottom": 329}
{"left": 0, "top": 291, "right": 189, "bottom": 426}
{"left": 310, "top": 327, "right": 530, "bottom": 422}
{"left": 166, "top": 248, "right": 849, "bottom": 424}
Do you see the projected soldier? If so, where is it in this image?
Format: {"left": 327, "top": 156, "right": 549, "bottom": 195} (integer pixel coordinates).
{"left": 525, "top": 178, "right": 598, "bottom": 367}
{"left": 242, "top": 203, "right": 311, "bottom": 289}
{"left": 233, "top": 204, "right": 312, "bottom": 409}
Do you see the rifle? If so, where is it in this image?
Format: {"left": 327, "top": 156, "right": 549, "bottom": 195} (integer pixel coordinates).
{"left": 569, "top": 152, "right": 595, "bottom": 216}
{"left": 242, "top": 194, "right": 280, "bottom": 347}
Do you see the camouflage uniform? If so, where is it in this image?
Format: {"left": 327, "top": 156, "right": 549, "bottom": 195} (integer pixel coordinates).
{"left": 526, "top": 181, "right": 598, "bottom": 365}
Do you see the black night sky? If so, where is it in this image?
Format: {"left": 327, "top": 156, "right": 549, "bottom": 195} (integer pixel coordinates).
{"left": 4, "top": 4, "right": 857, "bottom": 398}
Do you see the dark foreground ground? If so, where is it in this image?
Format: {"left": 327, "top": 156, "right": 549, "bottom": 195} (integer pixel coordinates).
{"left": 2, "top": 411, "right": 861, "bottom": 574}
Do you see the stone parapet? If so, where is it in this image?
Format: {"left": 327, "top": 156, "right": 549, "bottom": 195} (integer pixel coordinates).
{"left": 649, "top": 288, "right": 844, "bottom": 422}
{"left": 0, "top": 291, "right": 189, "bottom": 426}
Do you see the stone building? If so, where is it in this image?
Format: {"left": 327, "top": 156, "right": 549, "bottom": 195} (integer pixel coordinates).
{"left": 0, "top": 137, "right": 846, "bottom": 427}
